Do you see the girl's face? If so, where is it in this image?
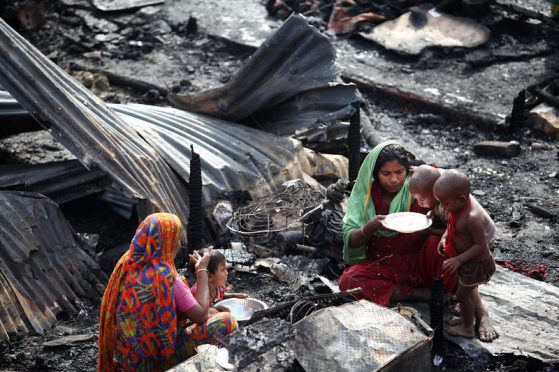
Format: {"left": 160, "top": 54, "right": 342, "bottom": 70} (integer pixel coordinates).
{"left": 209, "top": 262, "right": 228, "bottom": 287}
{"left": 377, "top": 160, "right": 407, "bottom": 194}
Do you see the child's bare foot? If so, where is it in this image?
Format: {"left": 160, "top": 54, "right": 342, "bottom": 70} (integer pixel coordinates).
{"left": 477, "top": 313, "right": 499, "bottom": 342}
{"left": 445, "top": 324, "right": 475, "bottom": 339}
{"left": 449, "top": 302, "right": 461, "bottom": 316}
{"left": 445, "top": 317, "right": 462, "bottom": 326}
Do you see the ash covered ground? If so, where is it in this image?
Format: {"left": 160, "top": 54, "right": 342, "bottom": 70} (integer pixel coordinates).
{"left": 0, "top": 0, "right": 558, "bottom": 371}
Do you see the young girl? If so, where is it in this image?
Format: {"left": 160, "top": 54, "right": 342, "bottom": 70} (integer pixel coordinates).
{"left": 191, "top": 248, "right": 248, "bottom": 310}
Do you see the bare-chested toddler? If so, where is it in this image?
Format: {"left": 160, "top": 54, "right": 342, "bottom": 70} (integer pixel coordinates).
{"left": 432, "top": 169, "right": 498, "bottom": 342}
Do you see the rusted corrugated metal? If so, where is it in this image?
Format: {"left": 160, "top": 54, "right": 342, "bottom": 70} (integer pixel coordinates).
{"left": 0, "top": 191, "right": 107, "bottom": 343}
{"left": 0, "top": 160, "right": 110, "bottom": 204}
{"left": 0, "top": 18, "right": 190, "bottom": 236}
{"left": 168, "top": 14, "right": 364, "bottom": 145}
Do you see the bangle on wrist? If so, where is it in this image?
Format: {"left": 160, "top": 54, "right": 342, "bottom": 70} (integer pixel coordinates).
{"left": 195, "top": 268, "right": 208, "bottom": 275}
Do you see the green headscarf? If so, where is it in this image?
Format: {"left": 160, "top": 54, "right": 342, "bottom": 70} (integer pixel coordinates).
{"left": 342, "top": 140, "right": 413, "bottom": 265}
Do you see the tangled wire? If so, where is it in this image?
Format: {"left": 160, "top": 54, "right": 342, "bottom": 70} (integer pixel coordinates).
{"left": 226, "top": 181, "right": 325, "bottom": 244}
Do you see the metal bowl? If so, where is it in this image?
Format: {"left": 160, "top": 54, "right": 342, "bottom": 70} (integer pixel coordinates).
{"left": 213, "top": 298, "right": 268, "bottom": 322}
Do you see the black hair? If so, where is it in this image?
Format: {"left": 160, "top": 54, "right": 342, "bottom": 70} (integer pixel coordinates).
{"left": 198, "top": 248, "right": 226, "bottom": 274}
{"left": 373, "top": 144, "right": 415, "bottom": 179}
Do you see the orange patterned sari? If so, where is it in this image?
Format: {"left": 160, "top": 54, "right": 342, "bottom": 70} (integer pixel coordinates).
{"left": 98, "top": 213, "right": 182, "bottom": 371}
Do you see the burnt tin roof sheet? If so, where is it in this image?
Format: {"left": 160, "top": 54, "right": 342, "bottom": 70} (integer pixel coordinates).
{"left": 168, "top": 13, "right": 363, "bottom": 143}
{"left": 112, "top": 103, "right": 315, "bottom": 203}
{"left": 0, "top": 160, "right": 110, "bottom": 204}
{"left": 0, "top": 17, "right": 191, "bottom": 231}
{"left": 0, "top": 191, "right": 107, "bottom": 343}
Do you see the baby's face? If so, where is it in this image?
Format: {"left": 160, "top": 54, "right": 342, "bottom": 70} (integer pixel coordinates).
{"left": 410, "top": 185, "right": 436, "bottom": 208}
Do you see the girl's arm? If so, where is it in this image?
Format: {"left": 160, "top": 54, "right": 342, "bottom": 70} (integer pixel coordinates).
{"left": 181, "top": 250, "right": 211, "bottom": 323}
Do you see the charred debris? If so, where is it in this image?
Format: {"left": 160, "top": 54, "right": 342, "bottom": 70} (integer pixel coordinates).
{"left": 0, "top": 0, "right": 558, "bottom": 371}
{"left": 0, "top": 8, "right": 360, "bottom": 348}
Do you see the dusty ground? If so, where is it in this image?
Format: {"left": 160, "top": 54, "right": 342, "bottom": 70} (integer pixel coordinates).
{"left": 0, "top": 0, "right": 558, "bottom": 371}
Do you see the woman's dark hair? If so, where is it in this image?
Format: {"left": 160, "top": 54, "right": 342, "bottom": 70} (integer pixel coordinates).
{"left": 373, "top": 144, "right": 416, "bottom": 178}
{"left": 198, "top": 248, "right": 226, "bottom": 274}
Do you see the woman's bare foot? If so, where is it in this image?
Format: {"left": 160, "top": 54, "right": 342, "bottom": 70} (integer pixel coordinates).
{"left": 445, "top": 324, "right": 474, "bottom": 339}
{"left": 449, "top": 302, "right": 461, "bottom": 316}
{"left": 445, "top": 317, "right": 462, "bottom": 326}
{"left": 477, "top": 314, "right": 499, "bottom": 342}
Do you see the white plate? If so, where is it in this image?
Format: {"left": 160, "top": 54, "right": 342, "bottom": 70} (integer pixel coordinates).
{"left": 381, "top": 212, "right": 432, "bottom": 233}
{"left": 213, "top": 298, "right": 268, "bottom": 322}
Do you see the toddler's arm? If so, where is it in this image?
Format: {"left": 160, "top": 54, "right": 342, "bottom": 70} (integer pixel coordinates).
{"left": 437, "top": 229, "right": 448, "bottom": 255}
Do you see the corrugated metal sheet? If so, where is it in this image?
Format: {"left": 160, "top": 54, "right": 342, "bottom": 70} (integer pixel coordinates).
{"left": 249, "top": 84, "right": 359, "bottom": 137}
{"left": 112, "top": 104, "right": 333, "bottom": 203}
{"left": 0, "top": 18, "right": 190, "bottom": 235}
{"left": 0, "top": 14, "right": 350, "bottom": 213}
{"left": 0, "top": 90, "right": 42, "bottom": 136}
{"left": 0, "top": 91, "right": 28, "bottom": 118}
{"left": 0, "top": 160, "right": 111, "bottom": 204}
{"left": 0, "top": 191, "right": 107, "bottom": 343}
{"left": 168, "top": 14, "right": 363, "bottom": 142}
{"left": 96, "top": 187, "right": 138, "bottom": 220}
{"left": 0, "top": 94, "right": 347, "bottom": 205}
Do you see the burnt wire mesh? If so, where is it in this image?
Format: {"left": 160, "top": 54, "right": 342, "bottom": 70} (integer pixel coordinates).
{"left": 226, "top": 181, "right": 325, "bottom": 245}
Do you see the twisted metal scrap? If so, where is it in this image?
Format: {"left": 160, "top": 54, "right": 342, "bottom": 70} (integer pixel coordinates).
{"left": 226, "top": 182, "right": 325, "bottom": 241}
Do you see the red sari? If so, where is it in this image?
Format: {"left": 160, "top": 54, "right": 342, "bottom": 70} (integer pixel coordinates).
{"left": 339, "top": 183, "right": 456, "bottom": 306}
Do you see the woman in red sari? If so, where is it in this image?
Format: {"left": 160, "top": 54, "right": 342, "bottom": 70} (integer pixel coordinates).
{"left": 339, "top": 141, "right": 446, "bottom": 306}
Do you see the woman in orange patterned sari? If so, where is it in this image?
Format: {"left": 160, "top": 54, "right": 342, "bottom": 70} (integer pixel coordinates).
{"left": 98, "top": 213, "right": 237, "bottom": 371}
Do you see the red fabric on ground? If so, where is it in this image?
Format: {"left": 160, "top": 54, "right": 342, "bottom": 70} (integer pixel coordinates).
{"left": 502, "top": 261, "right": 548, "bottom": 281}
